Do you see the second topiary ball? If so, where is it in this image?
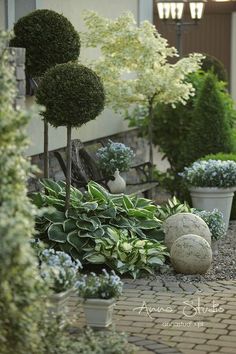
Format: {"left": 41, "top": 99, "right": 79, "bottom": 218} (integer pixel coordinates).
{"left": 36, "top": 62, "right": 105, "bottom": 127}
{"left": 36, "top": 62, "right": 105, "bottom": 208}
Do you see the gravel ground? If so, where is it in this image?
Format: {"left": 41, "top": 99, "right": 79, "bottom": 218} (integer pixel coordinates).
{"left": 155, "top": 221, "right": 236, "bottom": 283}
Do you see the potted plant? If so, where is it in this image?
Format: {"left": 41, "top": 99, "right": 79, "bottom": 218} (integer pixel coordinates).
{"left": 180, "top": 160, "right": 236, "bottom": 230}
{"left": 76, "top": 269, "right": 123, "bottom": 328}
{"left": 39, "top": 248, "right": 81, "bottom": 317}
{"left": 96, "top": 140, "right": 134, "bottom": 193}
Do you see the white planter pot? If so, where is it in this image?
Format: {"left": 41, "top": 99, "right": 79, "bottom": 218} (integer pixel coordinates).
{"left": 107, "top": 169, "right": 126, "bottom": 194}
{"left": 47, "top": 288, "right": 72, "bottom": 318}
{"left": 83, "top": 298, "right": 115, "bottom": 328}
{"left": 190, "top": 187, "right": 235, "bottom": 230}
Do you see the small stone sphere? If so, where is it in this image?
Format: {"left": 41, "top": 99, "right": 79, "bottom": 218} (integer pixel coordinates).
{"left": 170, "top": 234, "right": 212, "bottom": 274}
{"left": 164, "top": 213, "right": 211, "bottom": 251}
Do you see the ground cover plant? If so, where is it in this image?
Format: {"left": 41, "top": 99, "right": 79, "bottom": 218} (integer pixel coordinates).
{"left": 32, "top": 180, "right": 167, "bottom": 278}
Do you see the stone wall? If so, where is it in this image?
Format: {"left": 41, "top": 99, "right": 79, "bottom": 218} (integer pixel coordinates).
{"left": 29, "top": 128, "right": 150, "bottom": 192}
{"left": 8, "top": 47, "right": 26, "bottom": 108}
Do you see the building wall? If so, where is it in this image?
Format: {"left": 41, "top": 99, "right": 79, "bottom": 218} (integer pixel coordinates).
{"left": 0, "top": 0, "right": 6, "bottom": 29}
{"left": 231, "top": 13, "right": 236, "bottom": 103}
{"left": 25, "top": 0, "right": 138, "bottom": 156}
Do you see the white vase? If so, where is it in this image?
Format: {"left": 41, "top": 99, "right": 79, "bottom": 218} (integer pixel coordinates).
{"left": 83, "top": 298, "right": 115, "bottom": 328}
{"left": 107, "top": 169, "right": 126, "bottom": 194}
{"left": 190, "top": 187, "right": 235, "bottom": 230}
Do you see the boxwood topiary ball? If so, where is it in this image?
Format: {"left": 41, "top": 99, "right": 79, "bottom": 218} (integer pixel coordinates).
{"left": 10, "top": 9, "right": 80, "bottom": 77}
{"left": 36, "top": 62, "right": 105, "bottom": 127}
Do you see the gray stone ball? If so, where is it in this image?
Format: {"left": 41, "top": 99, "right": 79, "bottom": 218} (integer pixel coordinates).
{"left": 170, "top": 234, "right": 212, "bottom": 274}
{"left": 164, "top": 213, "right": 211, "bottom": 251}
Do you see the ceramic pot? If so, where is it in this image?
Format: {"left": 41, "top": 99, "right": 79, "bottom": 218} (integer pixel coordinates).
{"left": 190, "top": 187, "right": 235, "bottom": 230}
{"left": 83, "top": 298, "right": 115, "bottom": 328}
{"left": 107, "top": 169, "right": 126, "bottom": 194}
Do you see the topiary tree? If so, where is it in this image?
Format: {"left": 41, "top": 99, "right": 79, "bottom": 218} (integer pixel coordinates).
{"left": 36, "top": 62, "right": 105, "bottom": 209}
{"left": 10, "top": 9, "right": 80, "bottom": 77}
{"left": 188, "top": 72, "right": 233, "bottom": 163}
{"left": 0, "top": 33, "right": 44, "bottom": 354}
{"left": 201, "top": 54, "right": 228, "bottom": 83}
{"left": 10, "top": 9, "right": 81, "bottom": 178}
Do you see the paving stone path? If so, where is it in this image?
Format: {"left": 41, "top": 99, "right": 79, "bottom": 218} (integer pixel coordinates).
{"left": 69, "top": 279, "right": 236, "bottom": 354}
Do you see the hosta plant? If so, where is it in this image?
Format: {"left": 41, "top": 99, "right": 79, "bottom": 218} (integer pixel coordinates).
{"left": 156, "top": 196, "right": 191, "bottom": 221}
{"left": 32, "top": 180, "right": 165, "bottom": 277}
{"left": 84, "top": 227, "right": 168, "bottom": 279}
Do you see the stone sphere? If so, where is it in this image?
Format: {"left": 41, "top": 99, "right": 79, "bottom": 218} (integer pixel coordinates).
{"left": 164, "top": 213, "right": 211, "bottom": 251}
{"left": 170, "top": 234, "right": 212, "bottom": 274}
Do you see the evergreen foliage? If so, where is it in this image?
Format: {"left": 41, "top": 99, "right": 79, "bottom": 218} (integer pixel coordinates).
{"left": 36, "top": 62, "right": 105, "bottom": 127}
{"left": 0, "top": 33, "right": 43, "bottom": 354}
{"left": 188, "top": 72, "right": 233, "bottom": 163}
{"left": 201, "top": 54, "right": 228, "bottom": 82}
{"left": 10, "top": 9, "right": 80, "bottom": 77}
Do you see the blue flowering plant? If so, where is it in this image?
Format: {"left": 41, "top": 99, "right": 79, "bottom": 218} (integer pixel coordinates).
{"left": 39, "top": 249, "right": 82, "bottom": 293}
{"left": 96, "top": 140, "right": 135, "bottom": 177}
{"left": 76, "top": 269, "right": 123, "bottom": 300}
{"left": 180, "top": 160, "right": 236, "bottom": 188}
{"left": 193, "top": 209, "right": 226, "bottom": 240}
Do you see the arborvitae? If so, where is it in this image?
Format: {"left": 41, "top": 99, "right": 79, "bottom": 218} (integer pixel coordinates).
{"left": 188, "top": 72, "right": 233, "bottom": 163}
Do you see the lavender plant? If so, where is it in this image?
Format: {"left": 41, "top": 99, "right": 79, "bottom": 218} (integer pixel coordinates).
{"left": 96, "top": 140, "right": 134, "bottom": 177}
{"left": 76, "top": 269, "right": 123, "bottom": 299}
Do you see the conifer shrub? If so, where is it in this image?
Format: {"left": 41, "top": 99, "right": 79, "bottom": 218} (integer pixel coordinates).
{"left": 201, "top": 54, "right": 228, "bottom": 83}
{"left": 188, "top": 72, "right": 233, "bottom": 163}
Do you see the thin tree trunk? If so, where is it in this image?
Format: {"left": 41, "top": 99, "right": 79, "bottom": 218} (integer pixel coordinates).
{"left": 65, "top": 125, "right": 72, "bottom": 210}
{"left": 44, "top": 119, "right": 49, "bottom": 178}
{"left": 148, "top": 100, "right": 154, "bottom": 180}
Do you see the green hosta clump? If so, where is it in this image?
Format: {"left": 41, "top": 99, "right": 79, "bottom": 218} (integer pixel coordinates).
{"left": 32, "top": 180, "right": 166, "bottom": 277}
{"left": 156, "top": 196, "right": 191, "bottom": 221}
{"left": 84, "top": 227, "right": 168, "bottom": 279}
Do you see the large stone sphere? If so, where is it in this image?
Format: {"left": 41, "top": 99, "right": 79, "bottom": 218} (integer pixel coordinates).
{"left": 170, "top": 234, "right": 212, "bottom": 274}
{"left": 164, "top": 213, "right": 211, "bottom": 251}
